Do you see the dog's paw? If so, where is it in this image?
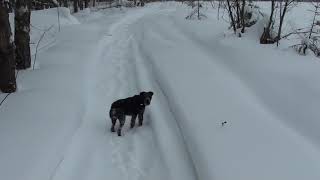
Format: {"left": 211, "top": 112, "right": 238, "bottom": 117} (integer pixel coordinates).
{"left": 111, "top": 127, "right": 115, "bottom": 132}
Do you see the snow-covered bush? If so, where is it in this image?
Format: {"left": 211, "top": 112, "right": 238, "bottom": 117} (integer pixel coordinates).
{"left": 292, "top": 2, "right": 320, "bottom": 57}
{"left": 122, "top": 0, "right": 135, "bottom": 7}
{"left": 294, "top": 33, "right": 320, "bottom": 57}
{"left": 185, "top": 0, "right": 196, "bottom": 8}
{"left": 243, "top": 3, "right": 261, "bottom": 27}
{"left": 185, "top": 1, "right": 207, "bottom": 20}
{"left": 224, "top": 0, "right": 262, "bottom": 34}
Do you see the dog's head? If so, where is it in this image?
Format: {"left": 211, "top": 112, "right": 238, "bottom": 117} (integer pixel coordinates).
{"left": 140, "top": 91, "right": 154, "bottom": 106}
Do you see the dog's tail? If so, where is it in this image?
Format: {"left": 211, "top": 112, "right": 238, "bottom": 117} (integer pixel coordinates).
{"left": 109, "top": 108, "right": 117, "bottom": 119}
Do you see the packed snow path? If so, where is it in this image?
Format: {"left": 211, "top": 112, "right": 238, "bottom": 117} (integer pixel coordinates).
{"left": 50, "top": 6, "right": 196, "bottom": 180}
{"left": 0, "top": 5, "right": 195, "bottom": 180}
{"left": 52, "top": 8, "right": 172, "bottom": 180}
{"left": 2, "top": 3, "right": 320, "bottom": 180}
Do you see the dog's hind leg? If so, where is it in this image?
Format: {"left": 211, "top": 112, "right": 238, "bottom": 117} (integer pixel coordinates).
{"left": 130, "top": 114, "right": 137, "bottom": 128}
{"left": 117, "top": 115, "right": 125, "bottom": 136}
{"left": 111, "top": 117, "right": 117, "bottom": 132}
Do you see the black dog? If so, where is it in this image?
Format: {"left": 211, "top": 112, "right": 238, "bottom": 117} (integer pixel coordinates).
{"left": 109, "top": 91, "right": 154, "bottom": 136}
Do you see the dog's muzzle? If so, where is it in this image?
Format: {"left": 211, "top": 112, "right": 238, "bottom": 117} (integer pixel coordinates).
{"left": 145, "top": 98, "right": 151, "bottom": 105}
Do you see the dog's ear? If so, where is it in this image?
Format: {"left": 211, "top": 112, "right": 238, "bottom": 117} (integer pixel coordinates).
{"left": 140, "top": 92, "right": 146, "bottom": 96}
{"left": 148, "top": 91, "right": 154, "bottom": 96}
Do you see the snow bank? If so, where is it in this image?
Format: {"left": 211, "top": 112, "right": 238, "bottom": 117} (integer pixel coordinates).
{"left": 31, "top": 7, "right": 79, "bottom": 26}
{"left": 9, "top": 7, "right": 79, "bottom": 56}
{"left": 130, "top": 3, "right": 320, "bottom": 180}
{"left": 0, "top": 7, "right": 99, "bottom": 180}
{"left": 29, "top": 7, "right": 79, "bottom": 54}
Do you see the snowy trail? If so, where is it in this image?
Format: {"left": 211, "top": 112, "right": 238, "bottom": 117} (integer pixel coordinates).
{"left": 52, "top": 7, "right": 170, "bottom": 180}
{"left": 2, "top": 3, "right": 320, "bottom": 180}
{"left": 130, "top": 8, "right": 320, "bottom": 180}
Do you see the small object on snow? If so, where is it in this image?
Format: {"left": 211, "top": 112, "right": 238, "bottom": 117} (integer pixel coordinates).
{"left": 221, "top": 121, "right": 227, "bottom": 127}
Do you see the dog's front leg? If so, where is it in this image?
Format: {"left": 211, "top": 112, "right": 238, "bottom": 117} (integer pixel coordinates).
{"left": 130, "top": 114, "right": 137, "bottom": 128}
{"left": 118, "top": 115, "right": 125, "bottom": 136}
{"left": 138, "top": 112, "right": 144, "bottom": 126}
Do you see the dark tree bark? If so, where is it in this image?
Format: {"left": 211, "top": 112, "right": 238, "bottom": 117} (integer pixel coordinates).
{"left": 197, "top": 0, "right": 200, "bottom": 20}
{"left": 277, "top": 1, "right": 290, "bottom": 46}
{"left": 226, "top": 0, "right": 237, "bottom": 33}
{"left": 14, "top": 0, "right": 31, "bottom": 70}
{"left": 63, "top": 0, "right": 69, "bottom": 7}
{"left": 236, "top": 0, "right": 241, "bottom": 28}
{"left": 0, "top": 2, "right": 17, "bottom": 93}
{"left": 93, "top": 0, "right": 96, "bottom": 7}
{"left": 260, "top": 0, "right": 276, "bottom": 44}
{"left": 3, "top": 0, "right": 10, "bottom": 12}
{"left": 241, "top": 0, "right": 245, "bottom": 33}
{"left": 85, "top": 0, "right": 89, "bottom": 8}
{"left": 9, "top": 0, "right": 15, "bottom": 12}
{"left": 79, "top": 0, "right": 83, "bottom": 10}
{"left": 74, "top": 0, "right": 78, "bottom": 12}
{"left": 59, "top": 0, "right": 69, "bottom": 7}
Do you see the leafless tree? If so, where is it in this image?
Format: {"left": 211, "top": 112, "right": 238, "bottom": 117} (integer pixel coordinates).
{"left": 0, "top": 1, "right": 17, "bottom": 93}
{"left": 225, "top": 0, "right": 248, "bottom": 34}
{"left": 276, "top": 0, "right": 296, "bottom": 46}
{"left": 74, "top": 0, "right": 78, "bottom": 12}
{"left": 291, "top": 2, "right": 320, "bottom": 56}
{"left": 241, "top": 0, "right": 246, "bottom": 32}
{"left": 63, "top": 0, "right": 69, "bottom": 7}
{"left": 260, "top": 0, "right": 296, "bottom": 45}
{"left": 226, "top": 0, "right": 237, "bottom": 33}
{"left": 185, "top": 0, "right": 206, "bottom": 20}
{"left": 79, "top": 0, "right": 84, "bottom": 10}
{"left": 14, "top": 0, "right": 31, "bottom": 69}
{"left": 260, "top": 0, "right": 276, "bottom": 44}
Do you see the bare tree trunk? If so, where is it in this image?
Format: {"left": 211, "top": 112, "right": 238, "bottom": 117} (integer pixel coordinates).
{"left": 309, "top": 2, "right": 320, "bottom": 39}
{"left": 79, "top": 0, "right": 84, "bottom": 10}
{"left": 74, "top": 0, "right": 78, "bottom": 12}
{"left": 14, "top": 0, "right": 31, "bottom": 70}
{"left": 241, "top": 0, "right": 245, "bottom": 33}
{"left": 267, "top": 0, "right": 275, "bottom": 33}
{"left": 85, "top": 0, "right": 89, "bottom": 8}
{"left": 260, "top": 0, "right": 275, "bottom": 44}
{"left": 93, "top": 0, "right": 96, "bottom": 7}
{"left": 226, "top": 0, "right": 237, "bottom": 34}
{"left": 63, "top": 0, "right": 68, "bottom": 7}
{"left": 197, "top": 0, "right": 200, "bottom": 20}
{"left": 277, "top": 1, "right": 289, "bottom": 46}
{"left": 9, "top": 0, "right": 15, "bottom": 12}
{"left": 236, "top": 0, "right": 241, "bottom": 28}
{"left": 0, "top": 2, "right": 17, "bottom": 93}
{"left": 217, "top": 0, "right": 221, "bottom": 20}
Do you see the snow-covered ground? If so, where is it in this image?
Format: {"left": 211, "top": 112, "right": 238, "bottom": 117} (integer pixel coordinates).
{"left": 1, "top": 2, "right": 320, "bottom": 180}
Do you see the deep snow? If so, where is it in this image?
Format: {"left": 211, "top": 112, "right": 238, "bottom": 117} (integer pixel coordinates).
{"left": 1, "top": 2, "right": 320, "bottom": 180}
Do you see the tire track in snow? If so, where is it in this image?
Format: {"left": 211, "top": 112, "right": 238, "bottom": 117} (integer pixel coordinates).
{"left": 94, "top": 8, "right": 164, "bottom": 180}
{"left": 52, "top": 7, "right": 170, "bottom": 180}
{"left": 128, "top": 35, "right": 198, "bottom": 180}
{"left": 105, "top": 16, "right": 150, "bottom": 180}
{"left": 50, "top": 11, "right": 142, "bottom": 180}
